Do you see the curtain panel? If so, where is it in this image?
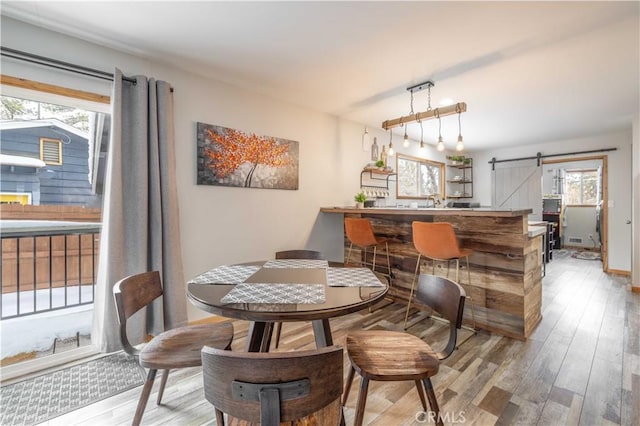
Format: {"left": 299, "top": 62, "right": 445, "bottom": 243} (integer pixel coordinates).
{"left": 92, "top": 69, "right": 187, "bottom": 353}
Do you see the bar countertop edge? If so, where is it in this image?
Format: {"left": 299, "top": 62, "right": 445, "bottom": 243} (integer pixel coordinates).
{"left": 320, "top": 206, "right": 533, "bottom": 217}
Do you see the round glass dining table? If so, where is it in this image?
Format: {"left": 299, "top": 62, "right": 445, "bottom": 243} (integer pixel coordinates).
{"left": 187, "top": 260, "right": 389, "bottom": 352}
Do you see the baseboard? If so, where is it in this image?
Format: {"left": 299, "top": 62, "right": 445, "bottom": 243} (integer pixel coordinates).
{"left": 607, "top": 268, "right": 631, "bottom": 277}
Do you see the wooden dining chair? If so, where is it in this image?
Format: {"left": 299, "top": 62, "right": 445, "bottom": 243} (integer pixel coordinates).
{"left": 113, "top": 271, "right": 234, "bottom": 426}
{"left": 342, "top": 274, "right": 466, "bottom": 426}
{"left": 272, "top": 249, "right": 325, "bottom": 349}
{"left": 202, "top": 345, "right": 344, "bottom": 426}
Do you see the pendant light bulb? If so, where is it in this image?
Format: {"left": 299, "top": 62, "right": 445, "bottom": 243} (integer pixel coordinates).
{"left": 419, "top": 140, "right": 425, "bottom": 152}
{"left": 436, "top": 112, "right": 445, "bottom": 152}
{"left": 455, "top": 108, "right": 464, "bottom": 152}
{"left": 388, "top": 130, "right": 394, "bottom": 156}
{"left": 403, "top": 127, "right": 409, "bottom": 148}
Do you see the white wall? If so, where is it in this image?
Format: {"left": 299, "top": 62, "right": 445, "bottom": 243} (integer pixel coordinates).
{"left": 0, "top": 17, "right": 365, "bottom": 320}
{"left": 472, "top": 131, "right": 633, "bottom": 272}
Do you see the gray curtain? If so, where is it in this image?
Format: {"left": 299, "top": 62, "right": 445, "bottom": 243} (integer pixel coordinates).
{"left": 92, "top": 68, "right": 187, "bottom": 353}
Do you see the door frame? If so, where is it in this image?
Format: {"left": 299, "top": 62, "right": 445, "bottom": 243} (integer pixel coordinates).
{"left": 543, "top": 155, "right": 608, "bottom": 272}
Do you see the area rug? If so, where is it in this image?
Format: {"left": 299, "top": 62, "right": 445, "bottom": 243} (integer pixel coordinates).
{"left": 572, "top": 250, "right": 602, "bottom": 260}
{"left": 0, "top": 351, "right": 145, "bottom": 426}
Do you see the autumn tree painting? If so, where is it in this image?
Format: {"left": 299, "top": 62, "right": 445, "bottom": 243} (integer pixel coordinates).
{"left": 197, "top": 123, "right": 299, "bottom": 190}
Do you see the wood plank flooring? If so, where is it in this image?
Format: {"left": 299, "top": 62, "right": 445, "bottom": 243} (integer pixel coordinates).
{"left": 37, "top": 254, "right": 638, "bottom": 425}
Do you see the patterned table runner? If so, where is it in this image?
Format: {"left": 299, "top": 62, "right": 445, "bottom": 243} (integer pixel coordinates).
{"left": 326, "top": 267, "right": 384, "bottom": 287}
{"left": 220, "top": 283, "right": 326, "bottom": 304}
{"left": 188, "top": 264, "right": 260, "bottom": 284}
{"left": 263, "top": 259, "right": 329, "bottom": 269}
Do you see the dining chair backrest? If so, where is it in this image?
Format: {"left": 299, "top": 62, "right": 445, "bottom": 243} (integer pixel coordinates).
{"left": 415, "top": 274, "right": 466, "bottom": 360}
{"left": 202, "top": 345, "right": 344, "bottom": 426}
{"left": 113, "top": 271, "right": 163, "bottom": 357}
{"left": 275, "top": 249, "right": 324, "bottom": 260}
{"left": 345, "top": 218, "right": 378, "bottom": 247}
{"left": 412, "top": 221, "right": 462, "bottom": 260}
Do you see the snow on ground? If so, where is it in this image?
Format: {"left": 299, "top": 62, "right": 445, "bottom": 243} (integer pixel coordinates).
{"left": 1, "top": 286, "right": 93, "bottom": 359}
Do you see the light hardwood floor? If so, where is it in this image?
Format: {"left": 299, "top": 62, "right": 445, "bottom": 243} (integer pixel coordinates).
{"left": 41, "top": 253, "right": 638, "bottom": 425}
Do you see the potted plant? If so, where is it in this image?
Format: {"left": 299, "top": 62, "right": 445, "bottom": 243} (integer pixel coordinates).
{"left": 354, "top": 191, "right": 367, "bottom": 209}
{"left": 449, "top": 155, "right": 471, "bottom": 165}
{"left": 375, "top": 160, "right": 385, "bottom": 170}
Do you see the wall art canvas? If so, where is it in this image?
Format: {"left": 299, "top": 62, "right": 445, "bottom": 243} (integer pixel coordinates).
{"left": 197, "top": 122, "right": 299, "bottom": 190}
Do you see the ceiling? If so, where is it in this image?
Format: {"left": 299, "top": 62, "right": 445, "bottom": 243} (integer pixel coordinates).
{"left": 2, "top": 1, "right": 639, "bottom": 151}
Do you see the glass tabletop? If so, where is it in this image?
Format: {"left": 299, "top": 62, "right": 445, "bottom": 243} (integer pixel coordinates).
{"left": 187, "top": 261, "right": 389, "bottom": 322}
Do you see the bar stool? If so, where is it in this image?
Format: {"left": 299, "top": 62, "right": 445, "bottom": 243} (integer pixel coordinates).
{"left": 344, "top": 217, "right": 391, "bottom": 283}
{"left": 403, "top": 221, "right": 476, "bottom": 336}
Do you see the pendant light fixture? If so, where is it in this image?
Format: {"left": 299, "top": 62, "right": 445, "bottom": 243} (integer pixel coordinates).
{"left": 362, "top": 127, "right": 370, "bottom": 152}
{"left": 419, "top": 119, "right": 426, "bottom": 152}
{"left": 455, "top": 104, "right": 464, "bottom": 152}
{"left": 388, "top": 127, "right": 394, "bottom": 156}
{"left": 381, "top": 80, "right": 467, "bottom": 152}
{"left": 436, "top": 110, "right": 445, "bottom": 152}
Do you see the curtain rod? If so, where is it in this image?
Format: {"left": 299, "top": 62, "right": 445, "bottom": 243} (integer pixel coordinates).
{"left": 1, "top": 46, "right": 138, "bottom": 84}
{"left": 488, "top": 147, "right": 617, "bottom": 170}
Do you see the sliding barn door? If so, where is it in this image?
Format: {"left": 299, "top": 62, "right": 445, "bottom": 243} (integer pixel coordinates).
{"left": 492, "top": 159, "right": 542, "bottom": 220}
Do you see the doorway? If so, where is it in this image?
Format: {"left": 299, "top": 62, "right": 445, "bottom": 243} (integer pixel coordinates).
{"left": 542, "top": 156, "right": 608, "bottom": 271}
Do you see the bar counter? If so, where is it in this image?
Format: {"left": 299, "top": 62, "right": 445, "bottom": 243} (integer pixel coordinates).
{"left": 320, "top": 206, "right": 542, "bottom": 340}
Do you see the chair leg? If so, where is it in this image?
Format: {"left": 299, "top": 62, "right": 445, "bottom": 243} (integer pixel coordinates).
{"left": 385, "top": 241, "right": 392, "bottom": 285}
{"left": 372, "top": 246, "right": 377, "bottom": 273}
{"left": 156, "top": 369, "right": 170, "bottom": 405}
{"left": 465, "top": 256, "right": 477, "bottom": 329}
{"left": 347, "top": 243, "right": 354, "bottom": 266}
{"left": 353, "top": 377, "right": 370, "bottom": 426}
{"left": 215, "top": 408, "right": 225, "bottom": 426}
{"left": 403, "top": 253, "right": 422, "bottom": 330}
{"left": 414, "top": 379, "right": 428, "bottom": 411}
{"left": 342, "top": 365, "right": 356, "bottom": 405}
{"left": 133, "top": 368, "right": 157, "bottom": 426}
{"left": 273, "top": 322, "right": 283, "bottom": 349}
{"left": 422, "top": 378, "right": 443, "bottom": 426}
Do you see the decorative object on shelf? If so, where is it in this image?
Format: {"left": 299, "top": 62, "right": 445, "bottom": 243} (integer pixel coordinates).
{"left": 381, "top": 80, "right": 467, "bottom": 152}
{"left": 197, "top": 122, "right": 298, "bottom": 190}
{"left": 375, "top": 160, "right": 384, "bottom": 169}
{"left": 370, "top": 137, "right": 379, "bottom": 161}
{"left": 380, "top": 144, "right": 387, "bottom": 168}
{"left": 362, "top": 127, "right": 370, "bottom": 152}
{"left": 354, "top": 191, "right": 367, "bottom": 209}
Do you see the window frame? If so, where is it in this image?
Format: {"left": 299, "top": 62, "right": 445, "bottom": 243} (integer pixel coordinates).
{"left": 564, "top": 168, "right": 599, "bottom": 206}
{"left": 395, "top": 153, "right": 445, "bottom": 200}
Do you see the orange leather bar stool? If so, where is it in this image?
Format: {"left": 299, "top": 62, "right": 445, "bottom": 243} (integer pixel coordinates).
{"left": 403, "top": 221, "right": 476, "bottom": 334}
{"left": 344, "top": 217, "right": 391, "bottom": 283}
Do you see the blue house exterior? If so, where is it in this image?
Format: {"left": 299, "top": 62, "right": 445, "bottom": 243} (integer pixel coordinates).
{"left": 0, "top": 119, "right": 101, "bottom": 207}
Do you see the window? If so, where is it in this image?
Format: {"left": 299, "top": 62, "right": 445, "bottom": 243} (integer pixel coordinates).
{"left": 564, "top": 169, "right": 598, "bottom": 205}
{"left": 396, "top": 154, "right": 444, "bottom": 199}
{"left": 40, "top": 138, "right": 62, "bottom": 164}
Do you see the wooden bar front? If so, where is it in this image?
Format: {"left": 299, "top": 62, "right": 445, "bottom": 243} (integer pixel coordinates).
{"left": 320, "top": 207, "right": 542, "bottom": 340}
